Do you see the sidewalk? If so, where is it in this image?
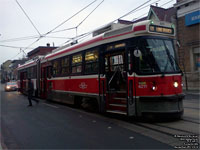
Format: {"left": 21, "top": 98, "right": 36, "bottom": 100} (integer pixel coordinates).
{"left": 183, "top": 89, "right": 200, "bottom": 100}
{"left": 183, "top": 89, "right": 200, "bottom": 95}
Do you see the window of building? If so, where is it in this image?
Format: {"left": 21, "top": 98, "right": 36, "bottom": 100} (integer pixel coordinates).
{"left": 72, "top": 53, "right": 82, "bottom": 74}
{"left": 85, "top": 50, "right": 98, "bottom": 74}
{"left": 193, "top": 47, "right": 200, "bottom": 71}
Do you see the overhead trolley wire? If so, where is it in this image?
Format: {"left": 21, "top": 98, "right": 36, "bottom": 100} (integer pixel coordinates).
{"left": 134, "top": 0, "right": 176, "bottom": 21}
{"left": 22, "top": 0, "right": 99, "bottom": 50}
{"left": 161, "top": 0, "right": 175, "bottom": 7}
{"left": 1, "top": 0, "right": 174, "bottom": 43}
{"left": 117, "top": 0, "right": 151, "bottom": 20}
{"left": 0, "top": 44, "right": 33, "bottom": 49}
{"left": 59, "top": 0, "right": 153, "bottom": 46}
{"left": 6, "top": 0, "right": 99, "bottom": 61}
{"left": 0, "top": 35, "right": 39, "bottom": 43}
{"left": 15, "top": 0, "right": 41, "bottom": 36}
{"left": 44, "top": 0, "right": 98, "bottom": 36}
{"left": 7, "top": 0, "right": 174, "bottom": 61}
{"left": 76, "top": 0, "right": 105, "bottom": 29}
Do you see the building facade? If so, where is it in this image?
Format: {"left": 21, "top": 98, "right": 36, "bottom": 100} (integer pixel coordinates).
{"left": 27, "top": 43, "right": 57, "bottom": 59}
{"left": 1, "top": 60, "right": 12, "bottom": 83}
{"left": 175, "top": 0, "right": 200, "bottom": 90}
{"left": 0, "top": 59, "right": 27, "bottom": 82}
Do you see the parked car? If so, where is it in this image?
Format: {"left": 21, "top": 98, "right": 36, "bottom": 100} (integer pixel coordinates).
{"left": 5, "top": 82, "right": 18, "bottom": 92}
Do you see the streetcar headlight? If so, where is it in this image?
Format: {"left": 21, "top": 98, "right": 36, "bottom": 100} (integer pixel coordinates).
{"left": 6, "top": 86, "right": 10, "bottom": 89}
{"left": 173, "top": 82, "right": 179, "bottom": 88}
{"left": 152, "top": 86, "right": 156, "bottom": 91}
{"left": 150, "top": 82, "right": 157, "bottom": 91}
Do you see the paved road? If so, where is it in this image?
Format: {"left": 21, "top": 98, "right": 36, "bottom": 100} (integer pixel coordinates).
{"left": 0, "top": 84, "right": 172, "bottom": 149}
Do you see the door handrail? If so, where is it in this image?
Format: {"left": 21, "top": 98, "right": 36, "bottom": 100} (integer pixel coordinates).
{"left": 108, "top": 66, "right": 120, "bottom": 85}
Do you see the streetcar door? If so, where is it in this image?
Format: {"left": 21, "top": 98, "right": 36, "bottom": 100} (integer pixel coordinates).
{"left": 103, "top": 49, "right": 127, "bottom": 115}
{"left": 127, "top": 50, "right": 137, "bottom": 116}
{"left": 41, "top": 67, "right": 47, "bottom": 98}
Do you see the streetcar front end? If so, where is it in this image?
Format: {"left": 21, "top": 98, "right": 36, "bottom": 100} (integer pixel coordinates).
{"left": 128, "top": 20, "right": 185, "bottom": 119}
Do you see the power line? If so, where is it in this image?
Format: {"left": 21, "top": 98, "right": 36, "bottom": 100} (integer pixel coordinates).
{"left": 1, "top": 0, "right": 174, "bottom": 44}
{"left": 6, "top": 0, "right": 99, "bottom": 61}
{"left": 132, "top": 0, "right": 162, "bottom": 21}
{"left": 76, "top": 0, "right": 104, "bottom": 29}
{"left": 15, "top": 0, "right": 41, "bottom": 36}
{"left": 21, "top": 0, "right": 99, "bottom": 52}
{"left": 0, "top": 44, "right": 33, "bottom": 49}
{"left": 161, "top": 0, "right": 175, "bottom": 7}
{"left": 59, "top": 0, "right": 154, "bottom": 47}
{"left": 7, "top": 0, "right": 172, "bottom": 61}
{"left": 45, "top": 36, "right": 73, "bottom": 39}
{"left": 0, "top": 35, "right": 39, "bottom": 43}
{"left": 75, "top": 0, "right": 104, "bottom": 37}
{"left": 117, "top": 0, "right": 151, "bottom": 20}
{"left": 134, "top": 0, "right": 176, "bottom": 21}
{"left": 44, "top": 0, "right": 98, "bottom": 36}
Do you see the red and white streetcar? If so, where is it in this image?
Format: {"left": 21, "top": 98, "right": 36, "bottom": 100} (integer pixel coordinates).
{"left": 17, "top": 20, "right": 185, "bottom": 118}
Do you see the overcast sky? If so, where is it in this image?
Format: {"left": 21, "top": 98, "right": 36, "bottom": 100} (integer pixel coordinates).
{"left": 0, "top": 0, "right": 176, "bottom": 65}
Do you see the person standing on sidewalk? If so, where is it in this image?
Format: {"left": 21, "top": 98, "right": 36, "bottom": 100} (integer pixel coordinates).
{"left": 27, "top": 78, "right": 39, "bottom": 106}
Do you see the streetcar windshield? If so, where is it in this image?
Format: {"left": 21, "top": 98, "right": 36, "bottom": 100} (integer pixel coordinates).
{"left": 137, "top": 38, "right": 180, "bottom": 74}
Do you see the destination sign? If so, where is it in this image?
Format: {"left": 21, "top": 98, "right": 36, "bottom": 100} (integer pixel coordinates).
{"left": 149, "top": 25, "right": 174, "bottom": 34}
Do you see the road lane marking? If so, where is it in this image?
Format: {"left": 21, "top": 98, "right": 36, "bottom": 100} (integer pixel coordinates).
{"left": 42, "top": 103, "right": 59, "bottom": 108}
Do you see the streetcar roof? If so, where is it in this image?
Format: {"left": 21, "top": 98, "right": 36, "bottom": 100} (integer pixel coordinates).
{"left": 42, "top": 20, "right": 153, "bottom": 62}
{"left": 17, "top": 19, "right": 175, "bottom": 68}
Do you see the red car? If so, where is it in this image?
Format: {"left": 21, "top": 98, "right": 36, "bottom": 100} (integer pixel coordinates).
{"left": 5, "top": 82, "right": 18, "bottom": 92}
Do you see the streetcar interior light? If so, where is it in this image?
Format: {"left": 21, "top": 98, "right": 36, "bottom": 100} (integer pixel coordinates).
{"left": 174, "top": 82, "right": 179, "bottom": 88}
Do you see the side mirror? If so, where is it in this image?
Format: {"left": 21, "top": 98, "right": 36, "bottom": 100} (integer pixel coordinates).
{"left": 133, "top": 49, "right": 142, "bottom": 57}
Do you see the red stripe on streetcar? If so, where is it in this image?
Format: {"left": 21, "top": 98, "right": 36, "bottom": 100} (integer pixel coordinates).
{"left": 46, "top": 36, "right": 103, "bottom": 59}
{"left": 46, "top": 25, "right": 146, "bottom": 60}
{"left": 133, "top": 25, "right": 146, "bottom": 32}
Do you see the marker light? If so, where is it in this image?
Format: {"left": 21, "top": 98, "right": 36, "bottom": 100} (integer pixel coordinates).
{"left": 174, "top": 82, "right": 179, "bottom": 88}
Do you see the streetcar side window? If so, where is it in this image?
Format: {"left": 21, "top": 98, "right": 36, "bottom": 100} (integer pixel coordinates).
{"left": 27, "top": 66, "right": 36, "bottom": 79}
{"left": 53, "top": 59, "right": 61, "bottom": 77}
{"left": 84, "top": 50, "right": 98, "bottom": 74}
{"left": 72, "top": 53, "right": 82, "bottom": 74}
{"left": 110, "top": 54, "right": 124, "bottom": 71}
{"left": 61, "top": 57, "right": 70, "bottom": 76}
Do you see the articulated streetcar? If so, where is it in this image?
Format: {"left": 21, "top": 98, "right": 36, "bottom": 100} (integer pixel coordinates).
{"left": 17, "top": 20, "right": 184, "bottom": 118}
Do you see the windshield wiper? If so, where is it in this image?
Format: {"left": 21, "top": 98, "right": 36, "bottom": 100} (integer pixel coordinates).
{"left": 162, "top": 47, "right": 175, "bottom": 77}
{"left": 162, "top": 58, "right": 169, "bottom": 77}
{"left": 162, "top": 48, "right": 183, "bottom": 77}
{"left": 169, "top": 54, "right": 183, "bottom": 75}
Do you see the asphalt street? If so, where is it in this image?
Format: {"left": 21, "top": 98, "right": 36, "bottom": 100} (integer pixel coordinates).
{"left": 0, "top": 83, "right": 172, "bottom": 149}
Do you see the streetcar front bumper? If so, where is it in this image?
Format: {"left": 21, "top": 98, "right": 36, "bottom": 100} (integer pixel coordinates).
{"left": 136, "top": 94, "right": 185, "bottom": 118}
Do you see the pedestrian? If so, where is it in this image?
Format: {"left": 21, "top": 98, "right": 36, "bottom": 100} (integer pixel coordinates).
{"left": 27, "top": 78, "right": 39, "bottom": 106}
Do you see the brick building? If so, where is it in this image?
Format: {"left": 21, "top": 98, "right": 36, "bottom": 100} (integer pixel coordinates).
{"left": 174, "top": 0, "right": 200, "bottom": 90}
{"left": 27, "top": 43, "right": 57, "bottom": 59}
